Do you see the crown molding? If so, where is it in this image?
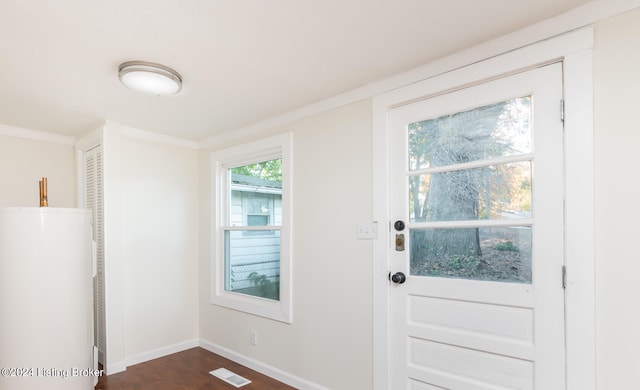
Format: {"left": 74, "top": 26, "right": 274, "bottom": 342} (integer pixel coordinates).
{"left": 120, "top": 125, "right": 199, "bottom": 150}
{"left": 0, "top": 123, "right": 76, "bottom": 146}
{"left": 199, "top": 0, "right": 640, "bottom": 149}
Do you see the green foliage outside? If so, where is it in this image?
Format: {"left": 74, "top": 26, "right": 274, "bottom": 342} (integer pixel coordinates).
{"left": 231, "top": 159, "right": 282, "bottom": 182}
{"left": 493, "top": 241, "right": 520, "bottom": 252}
{"left": 247, "top": 272, "right": 280, "bottom": 301}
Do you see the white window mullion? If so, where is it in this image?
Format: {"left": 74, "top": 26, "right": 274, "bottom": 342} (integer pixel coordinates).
{"left": 409, "top": 218, "right": 533, "bottom": 230}
{"left": 408, "top": 153, "right": 534, "bottom": 176}
{"left": 223, "top": 226, "right": 282, "bottom": 231}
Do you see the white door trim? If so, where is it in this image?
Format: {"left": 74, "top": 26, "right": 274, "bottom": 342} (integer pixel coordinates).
{"left": 372, "top": 28, "right": 594, "bottom": 390}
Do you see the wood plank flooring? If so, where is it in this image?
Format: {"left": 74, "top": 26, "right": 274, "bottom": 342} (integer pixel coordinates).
{"left": 95, "top": 347, "right": 296, "bottom": 390}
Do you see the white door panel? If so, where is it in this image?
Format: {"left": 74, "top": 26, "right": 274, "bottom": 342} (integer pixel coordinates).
{"left": 389, "top": 63, "right": 565, "bottom": 389}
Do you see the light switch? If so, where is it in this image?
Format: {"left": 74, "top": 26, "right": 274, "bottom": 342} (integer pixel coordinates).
{"left": 357, "top": 222, "right": 378, "bottom": 239}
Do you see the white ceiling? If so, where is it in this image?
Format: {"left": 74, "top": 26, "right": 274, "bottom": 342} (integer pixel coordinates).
{"left": 0, "top": 0, "right": 595, "bottom": 141}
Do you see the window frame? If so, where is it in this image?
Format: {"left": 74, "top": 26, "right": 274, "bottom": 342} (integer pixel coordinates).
{"left": 211, "top": 133, "right": 293, "bottom": 323}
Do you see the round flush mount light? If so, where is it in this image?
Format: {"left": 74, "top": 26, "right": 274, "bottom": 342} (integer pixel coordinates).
{"left": 118, "top": 61, "right": 182, "bottom": 95}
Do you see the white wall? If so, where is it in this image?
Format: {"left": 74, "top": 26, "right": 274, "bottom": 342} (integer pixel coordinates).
{"left": 76, "top": 122, "right": 200, "bottom": 372}
{"left": 594, "top": 8, "right": 640, "bottom": 389}
{"left": 199, "top": 100, "right": 373, "bottom": 389}
{"left": 194, "top": 9, "right": 640, "bottom": 387}
{"left": 120, "top": 133, "right": 200, "bottom": 360}
{"left": 0, "top": 132, "right": 75, "bottom": 207}
{"left": 3, "top": 6, "right": 640, "bottom": 388}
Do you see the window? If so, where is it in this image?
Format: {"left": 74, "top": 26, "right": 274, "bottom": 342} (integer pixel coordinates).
{"left": 211, "top": 133, "right": 292, "bottom": 323}
{"left": 225, "top": 159, "right": 282, "bottom": 300}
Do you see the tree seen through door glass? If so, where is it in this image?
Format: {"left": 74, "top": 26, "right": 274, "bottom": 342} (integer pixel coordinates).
{"left": 225, "top": 158, "right": 282, "bottom": 300}
{"left": 409, "top": 161, "right": 531, "bottom": 222}
{"left": 408, "top": 97, "right": 531, "bottom": 170}
{"left": 407, "top": 97, "right": 533, "bottom": 283}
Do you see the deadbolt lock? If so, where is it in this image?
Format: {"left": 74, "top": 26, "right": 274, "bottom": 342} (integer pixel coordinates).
{"left": 395, "top": 233, "right": 405, "bottom": 251}
{"left": 394, "top": 220, "right": 405, "bottom": 231}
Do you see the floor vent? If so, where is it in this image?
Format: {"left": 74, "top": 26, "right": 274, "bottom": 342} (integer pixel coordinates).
{"left": 209, "top": 368, "right": 252, "bottom": 388}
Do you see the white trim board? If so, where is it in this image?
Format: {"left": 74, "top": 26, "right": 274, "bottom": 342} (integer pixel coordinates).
{"left": 372, "top": 30, "right": 595, "bottom": 390}
{"left": 106, "top": 360, "right": 127, "bottom": 376}
{"left": 121, "top": 125, "right": 199, "bottom": 150}
{"left": 105, "top": 339, "right": 199, "bottom": 375}
{"left": 199, "top": 339, "right": 329, "bottom": 390}
{"left": 0, "top": 121, "right": 200, "bottom": 151}
{"left": 562, "top": 47, "right": 595, "bottom": 390}
{"left": 125, "top": 339, "right": 200, "bottom": 367}
{"left": 209, "top": 132, "right": 293, "bottom": 323}
{"left": 0, "top": 123, "right": 76, "bottom": 146}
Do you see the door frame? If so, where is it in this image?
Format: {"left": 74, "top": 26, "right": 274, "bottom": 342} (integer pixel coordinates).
{"left": 372, "top": 28, "right": 594, "bottom": 390}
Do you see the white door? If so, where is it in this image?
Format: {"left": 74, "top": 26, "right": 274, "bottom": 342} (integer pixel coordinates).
{"left": 389, "top": 63, "right": 565, "bottom": 389}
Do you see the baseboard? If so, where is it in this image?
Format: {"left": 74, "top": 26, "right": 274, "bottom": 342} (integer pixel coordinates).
{"left": 199, "top": 339, "right": 328, "bottom": 390}
{"left": 125, "top": 339, "right": 200, "bottom": 368}
{"left": 106, "top": 361, "right": 127, "bottom": 375}
{"left": 105, "top": 339, "right": 199, "bottom": 375}
{"left": 107, "top": 338, "right": 327, "bottom": 389}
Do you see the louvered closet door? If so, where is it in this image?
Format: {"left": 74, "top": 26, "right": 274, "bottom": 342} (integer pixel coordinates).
{"left": 84, "top": 145, "right": 105, "bottom": 364}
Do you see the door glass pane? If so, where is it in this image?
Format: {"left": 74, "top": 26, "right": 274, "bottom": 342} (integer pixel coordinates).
{"left": 408, "top": 97, "right": 531, "bottom": 170}
{"left": 410, "top": 226, "right": 531, "bottom": 283}
{"left": 409, "top": 162, "right": 531, "bottom": 222}
{"left": 224, "top": 230, "right": 280, "bottom": 300}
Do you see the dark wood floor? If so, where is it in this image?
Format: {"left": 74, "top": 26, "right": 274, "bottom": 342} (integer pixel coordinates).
{"left": 95, "top": 347, "right": 296, "bottom": 390}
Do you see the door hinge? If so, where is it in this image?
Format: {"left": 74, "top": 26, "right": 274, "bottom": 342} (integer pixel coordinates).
{"left": 562, "top": 265, "right": 567, "bottom": 289}
{"left": 560, "top": 99, "right": 565, "bottom": 123}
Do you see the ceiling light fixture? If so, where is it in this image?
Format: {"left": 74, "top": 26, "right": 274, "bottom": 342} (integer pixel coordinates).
{"left": 118, "top": 61, "right": 182, "bottom": 95}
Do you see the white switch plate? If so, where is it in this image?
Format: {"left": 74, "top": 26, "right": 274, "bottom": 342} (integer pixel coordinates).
{"left": 357, "top": 222, "right": 378, "bottom": 239}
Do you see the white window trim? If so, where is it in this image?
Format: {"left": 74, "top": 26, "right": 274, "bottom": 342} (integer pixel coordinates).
{"left": 372, "top": 28, "right": 594, "bottom": 390}
{"left": 211, "top": 132, "right": 293, "bottom": 323}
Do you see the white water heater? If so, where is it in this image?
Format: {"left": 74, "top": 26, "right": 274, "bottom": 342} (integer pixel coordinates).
{"left": 0, "top": 207, "right": 96, "bottom": 390}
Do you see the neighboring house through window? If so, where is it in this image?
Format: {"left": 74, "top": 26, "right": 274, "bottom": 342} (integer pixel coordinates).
{"left": 211, "top": 133, "right": 292, "bottom": 323}
{"left": 227, "top": 170, "right": 282, "bottom": 300}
